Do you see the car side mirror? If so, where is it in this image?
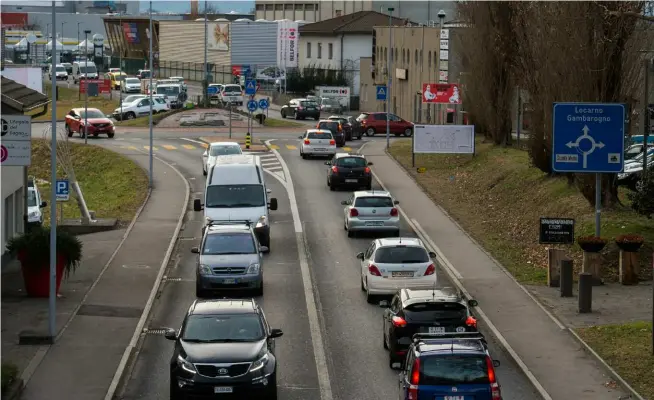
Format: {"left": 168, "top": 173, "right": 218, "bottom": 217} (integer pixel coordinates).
{"left": 266, "top": 188, "right": 272, "bottom": 194}
{"left": 259, "top": 246, "right": 269, "bottom": 253}
{"left": 193, "top": 199, "right": 203, "bottom": 212}
{"left": 356, "top": 252, "right": 364, "bottom": 260}
{"left": 269, "top": 198, "right": 278, "bottom": 211}
{"left": 493, "top": 359, "right": 500, "bottom": 367}
{"left": 379, "top": 300, "right": 390, "bottom": 308}
{"left": 191, "top": 247, "right": 200, "bottom": 254}
{"left": 269, "top": 328, "right": 283, "bottom": 339}
{"left": 393, "top": 200, "right": 399, "bottom": 205}
{"left": 40, "top": 201, "right": 47, "bottom": 208}
{"left": 298, "top": 135, "right": 303, "bottom": 139}
{"left": 367, "top": 162, "right": 374, "bottom": 166}
{"left": 324, "top": 161, "right": 331, "bottom": 165}
{"left": 468, "top": 299, "right": 479, "bottom": 307}
{"left": 428, "top": 251, "right": 437, "bottom": 258}
{"left": 341, "top": 200, "right": 349, "bottom": 205}
{"left": 164, "top": 328, "right": 177, "bottom": 340}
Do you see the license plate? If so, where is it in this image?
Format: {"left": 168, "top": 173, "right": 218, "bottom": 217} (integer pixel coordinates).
{"left": 429, "top": 327, "right": 445, "bottom": 333}
{"left": 307, "top": 107, "right": 315, "bottom": 110}
{"left": 392, "top": 271, "right": 414, "bottom": 277}
{"left": 365, "top": 221, "right": 384, "bottom": 226}
{"left": 223, "top": 278, "right": 237, "bottom": 284}
{"left": 313, "top": 148, "right": 326, "bottom": 151}
{"left": 442, "top": 396, "right": 464, "bottom": 400}
{"left": 345, "top": 179, "right": 358, "bottom": 183}
{"left": 214, "top": 387, "right": 233, "bottom": 393}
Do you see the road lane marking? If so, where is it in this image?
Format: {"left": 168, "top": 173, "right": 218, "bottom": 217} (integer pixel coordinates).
{"left": 343, "top": 146, "right": 352, "bottom": 151}
{"left": 182, "top": 144, "right": 196, "bottom": 150}
{"left": 200, "top": 143, "right": 208, "bottom": 148}
{"left": 285, "top": 144, "right": 297, "bottom": 150}
{"left": 264, "top": 165, "right": 283, "bottom": 171}
{"left": 143, "top": 146, "right": 157, "bottom": 151}
{"left": 265, "top": 139, "right": 334, "bottom": 400}
{"left": 127, "top": 146, "right": 138, "bottom": 150}
{"left": 162, "top": 145, "right": 177, "bottom": 150}
{"left": 269, "top": 144, "right": 280, "bottom": 150}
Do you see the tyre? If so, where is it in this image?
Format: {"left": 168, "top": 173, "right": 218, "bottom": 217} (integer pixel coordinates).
{"left": 294, "top": 111, "right": 300, "bottom": 120}
{"left": 265, "top": 376, "right": 278, "bottom": 400}
{"left": 107, "top": 132, "right": 115, "bottom": 138}
{"left": 170, "top": 378, "right": 181, "bottom": 400}
{"left": 347, "top": 229, "right": 354, "bottom": 238}
{"left": 404, "top": 128, "right": 413, "bottom": 137}
{"left": 361, "top": 276, "right": 365, "bottom": 291}
{"left": 365, "top": 183, "right": 372, "bottom": 190}
{"left": 366, "top": 288, "right": 376, "bottom": 304}
{"left": 393, "top": 229, "right": 401, "bottom": 237}
{"left": 203, "top": 167, "right": 207, "bottom": 176}
{"left": 126, "top": 112, "right": 136, "bottom": 120}
{"left": 329, "top": 180, "right": 336, "bottom": 191}
{"left": 365, "top": 127, "right": 375, "bottom": 137}
{"left": 389, "top": 355, "right": 397, "bottom": 369}
{"left": 315, "top": 116, "right": 320, "bottom": 121}
{"left": 301, "top": 152, "right": 307, "bottom": 159}
{"left": 80, "top": 130, "right": 86, "bottom": 138}
{"left": 195, "top": 282, "right": 206, "bottom": 298}
{"left": 281, "top": 110, "right": 285, "bottom": 118}
{"left": 65, "top": 124, "right": 73, "bottom": 137}
{"left": 253, "top": 284, "right": 264, "bottom": 297}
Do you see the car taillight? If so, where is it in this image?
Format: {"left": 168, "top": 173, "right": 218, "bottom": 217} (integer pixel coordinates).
{"left": 329, "top": 139, "right": 336, "bottom": 145}
{"left": 368, "top": 264, "right": 382, "bottom": 276}
{"left": 486, "top": 356, "right": 502, "bottom": 399}
{"left": 331, "top": 166, "right": 338, "bottom": 174}
{"left": 304, "top": 139, "right": 311, "bottom": 145}
{"left": 407, "top": 357, "right": 420, "bottom": 399}
{"left": 466, "top": 316, "right": 477, "bottom": 328}
{"left": 364, "top": 167, "right": 371, "bottom": 174}
{"left": 349, "top": 208, "right": 359, "bottom": 217}
{"left": 390, "top": 207, "right": 398, "bottom": 217}
{"left": 424, "top": 263, "right": 435, "bottom": 276}
{"left": 391, "top": 316, "right": 407, "bottom": 327}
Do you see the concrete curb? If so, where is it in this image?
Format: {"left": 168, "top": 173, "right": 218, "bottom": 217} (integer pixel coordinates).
{"left": 2, "top": 379, "right": 24, "bottom": 400}
{"left": 104, "top": 151, "right": 191, "bottom": 400}
{"left": 382, "top": 145, "right": 644, "bottom": 400}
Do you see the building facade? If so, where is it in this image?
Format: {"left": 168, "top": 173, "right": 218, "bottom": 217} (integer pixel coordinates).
{"left": 230, "top": 19, "right": 277, "bottom": 67}
{"left": 1, "top": 1, "right": 137, "bottom": 15}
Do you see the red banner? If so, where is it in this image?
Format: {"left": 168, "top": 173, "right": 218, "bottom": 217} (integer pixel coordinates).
{"left": 1, "top": 13, "right": 28, "bottom": 28}
{"left": 79, "top": 79, "right": 112, "bottom": 94}
{"left": 422, "top": 83, "right": 462, "bottom": 104}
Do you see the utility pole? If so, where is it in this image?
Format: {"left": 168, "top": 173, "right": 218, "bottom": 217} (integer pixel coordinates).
{"left": 84, "top": 30, "right": 90, "bottom": 144}
{"left": 149, "top": 0, "right": 154, "bottom": 188}
{"left": 386, "top": 7, "right": 394, "bottom": 150}
{"left": 76, "top": 22, "right": 81, "bottom": 60}
{"left": 119, "top": 5, "right": 123, "bottom": 118}
{"left": 643, "top": 58, "right": 650, "bottom": 178}
{"left": 203, "top": 0, "right": 208, "bottom": 107}
{"left": 48, "top": 0, "right": 58, "bottom": 342}
{"left": 437, "top": 10, "right": 446, "bottom": 124}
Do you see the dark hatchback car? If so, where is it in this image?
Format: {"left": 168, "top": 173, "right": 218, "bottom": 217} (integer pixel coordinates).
{"left": 325, "top": 153, "right": 373, "bottom": 191}
{"left": 166, "top": 299, "right": 283, "bottom": 400}
{"left": 328, "top": 115, "right": 363, "bottom": 140}
{"left": 380, "top": 288, "right": 479, "bottom": 369}
{"left": 280, "top": 98, "right": 320, "bottom": 120}
{"left": 317, "top": 120, "right": 346, "bottom": 146}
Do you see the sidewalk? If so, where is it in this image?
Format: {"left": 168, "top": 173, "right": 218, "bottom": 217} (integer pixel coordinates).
{"left": 361, "top": 140, "right": 630, "bottom": 400}
{"left": 6, "top": 151, "right": 188, "bottom": 400}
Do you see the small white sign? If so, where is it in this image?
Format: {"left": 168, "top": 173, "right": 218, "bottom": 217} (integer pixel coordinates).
{"left": 440, "top": 50, "right": 449, "bottom": 61}
{"left": 1, "top": 115, "right": 32, "bottom": 140}
{"left": 92, "top": 33, "right": 104, "bottom": 46}
{"left": 439, "top": 62, "right": 449, "bottom": 71}
{"left": 440, "top": 29, "right": 449, "bottom": 40}
{"left": 0, "top": 141, "right": 31, "bottom": 166}
{"left": 413, "top": 125, "right": 475, "bottom": 154}
{"left": 556, "top": 154, "right": 579, "bottom": 163}
{"left": 607, "top": 153, "right": 621, "bottom": 163}
{"left": 440, "top": 40, "right": 449, "bottom": 50}
{"left": 439, "top": 71, "right": 449, "bottom": 82}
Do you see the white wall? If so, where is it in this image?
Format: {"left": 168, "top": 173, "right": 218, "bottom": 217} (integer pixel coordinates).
{"left": 300, "top": 34, "right": 341, "bottom": 70}
{"left": 0, "top": 67, "right": 44, "bottom": 93}
{"left": 342, "top": 34, "right": 371, "bottom": 96}
{"left": 1, "top": 166, "right": 25, "bottom": 253}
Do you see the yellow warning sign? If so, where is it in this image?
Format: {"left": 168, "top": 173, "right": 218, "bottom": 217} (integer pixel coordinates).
{"left": 416, "top": 167, "right": 427, "bottom": 173}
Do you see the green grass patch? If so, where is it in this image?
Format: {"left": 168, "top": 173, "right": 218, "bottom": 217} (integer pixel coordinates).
{"left": 28, "top": 83, "right": 119, "bottom": 121}
{"left": 1, "top": 362, "right": 18, "bottom": 395}
{"left": 388, "top": 137, "right": 654, "bottom": 285}
{"left": 576, "top": 322, "right": 654, "bottom": 399}
{"left": 263, "top": 118, "right": 305, "bottom": 128}
{"left": 29, "top": 139, "right": 148, "bottom": 223}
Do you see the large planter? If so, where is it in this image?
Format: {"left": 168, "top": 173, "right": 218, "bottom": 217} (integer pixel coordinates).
{"left": 577, "top": 236, "right": 607, "bottom": 253}
{"left": 18, "top": 252, "right": 66, "bottom": 297}
{"left": 615, "top": 234, "right": 644, "bottom": 253}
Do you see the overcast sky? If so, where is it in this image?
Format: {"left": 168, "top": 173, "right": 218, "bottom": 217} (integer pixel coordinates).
{"left": 141, "top": 1, "right": 254, "bottom": 14}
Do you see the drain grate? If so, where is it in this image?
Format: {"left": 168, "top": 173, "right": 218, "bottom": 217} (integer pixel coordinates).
{"left": 142, "top": 328, "right": 169, "bottom": 335}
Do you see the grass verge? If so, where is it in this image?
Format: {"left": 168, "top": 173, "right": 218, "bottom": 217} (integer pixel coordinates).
{"left": 1, "top": 362, "right": 18, "bottom": 395}
{"left": 263, "top": 118, "right": 305, "bottom": 128}
{"left": 28, "top": 83, "right": 119, "bottom": 121}
{"left": 576, "top": 321, "right": 654, "bottom": 399}
{"left": 114, "top": 108, "right": 185, "bottom": 127}
{"left": 29, "top": 139, "right": 148, "bottom": 223}
{"left": 388, "top": 137, "right": 654, "bottom": 285}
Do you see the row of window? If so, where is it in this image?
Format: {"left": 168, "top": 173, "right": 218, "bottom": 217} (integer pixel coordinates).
{"left": 306, "top": 42, "right": 333, "bottom": 60}
{"left": 375, "top": 46, "right": 443, "bottom": 69}
{"left": 255, "top": 3, "right": 318, "bottom": 11}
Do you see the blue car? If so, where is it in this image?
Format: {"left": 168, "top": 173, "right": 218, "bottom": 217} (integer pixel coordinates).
{"left": 399, "top": 332, "right": 502, "bottom": 400}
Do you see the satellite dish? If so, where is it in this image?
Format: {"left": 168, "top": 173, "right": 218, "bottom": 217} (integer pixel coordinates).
{"left": 26, "top": 33, "right": 37, "bottom": 44}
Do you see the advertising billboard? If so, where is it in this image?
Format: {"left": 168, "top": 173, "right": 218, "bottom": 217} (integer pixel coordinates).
{"left": 276, "top": 20, "right": 299, "bottom": 69}
{"left": 209, "top": 22, "right": 229, "bottom": 51}
{"left": 122, "top": 22, "right": 140, "bottom": 44}
{"left": 422, "top": 83, "right": 461, "bottom": 104}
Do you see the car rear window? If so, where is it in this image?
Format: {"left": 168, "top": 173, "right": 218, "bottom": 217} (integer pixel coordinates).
{"left": 210, "top": 145, "right": 242, "bottom": 156}
{"left": 301, "top": 101, "right": 318, "bottom": 107}
{"left": 374, "top": 246, "right": 429, "bottom": 263}
{"left": 404, "top": 302, "right": 467, "bottom": 319}
{"left": 308, "top": 131, "right": 333, "bottom": 139}
{"left": 354, "top": 196, "right": 393, "bottom": 208}
{"left": 223, "top": 85, "right": 241, "bottom": 93}
{"left": 336, "top": 157, "right": 367, "bottom": 167}
{"left": 318, "top": 121, "right": 339, "bottom": 132}
{"left": 420, "top": 354, "right": 490, "bottom": 385}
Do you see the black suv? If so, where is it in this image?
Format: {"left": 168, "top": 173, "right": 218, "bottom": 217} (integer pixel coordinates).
{"left": 280, "top": 98, "right": 320, "bottom": 120}
{"left": 325, "top": 153, "right": 373, "bottom": 191}
{"left": 166, "top": 299, "right": 283, "bottom": 399}
{"left": 317, "top": 120, "right": 346, "bottom": 146}
{"left": 380, "top": 288, "right": 479, "bottom": 369}
{"left": 328, "top": 115, "right": 363, "bottom": 140}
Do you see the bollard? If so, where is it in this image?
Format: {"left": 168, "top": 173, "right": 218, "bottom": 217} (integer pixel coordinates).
{"left": 245, "top": 132, "right": 251, "bottom": 150}
{"left": 560, "top": 259, "right": 573, "bottom": 297}
{"left": 578, "top": 272, "right": 593, "bottom": 313}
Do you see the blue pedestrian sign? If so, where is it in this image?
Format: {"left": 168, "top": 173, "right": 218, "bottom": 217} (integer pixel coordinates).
{"left": 245, "top": 79, "right": 257, "bottom": 96}
{"left": 247, "top": 99, "right": 258, "bottom": 112}
{"left": 207, "top": 85, "right": 218, "bottom": 95}
{"left": 258, "top": 98, "right": 269, "bottom": 110}
{"left": 55, "top": 179, "right": 70, "bottom": 201}
{"left": 376, "top": 85, "right": 387, "bottom": 101}
{"left": 552, "top": 103, "right": 625, "bottom": 173}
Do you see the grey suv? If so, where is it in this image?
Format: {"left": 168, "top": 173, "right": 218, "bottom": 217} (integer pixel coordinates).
{"left": 191, "top": 221, "right": 268, "bottom": 297}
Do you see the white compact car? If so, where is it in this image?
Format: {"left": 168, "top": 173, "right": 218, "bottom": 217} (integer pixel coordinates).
{"left": 299, "top": 129, "right": 336, "bottom": 159}
{"left": 342, "top": 190, "right": 400, "bottom": 237}
{"left": 27, "top": 179, "right": 47, "bottom": 226}
{"left": 121, "top": 77, "right": 141, "bottom": 93}
{"left": 219, "top": 84, "right": 244, "bottom": 105}
{"left": 202, "top": 141, "right": 243, "bottom": 176}
{"left": 113, "top": 97, "right": 168, "bottom": 120}
{"left": 358, "top": 238, "right": 438, "bottom": 303}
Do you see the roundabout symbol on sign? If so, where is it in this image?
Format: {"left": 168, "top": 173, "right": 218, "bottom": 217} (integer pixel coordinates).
{"left": 0, "top": 145, "right": 8, "bottom": 163}
{"left": 565, "top": 125, "right": 605, "bottom": 169}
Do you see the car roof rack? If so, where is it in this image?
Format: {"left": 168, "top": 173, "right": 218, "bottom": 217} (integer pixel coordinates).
{"left": 412, "top": 332, "right": 486, "bottom": 343}
{"left": 206, "top": 219, "right": 252, "bottom": 227}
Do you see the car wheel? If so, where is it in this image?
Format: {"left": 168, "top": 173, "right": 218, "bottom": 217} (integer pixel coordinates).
{"left": 315, "top": 116, "right": 320, "bottom": 121}
{"left": 203, "top": 167, "right": 207, "bottom": 176}
{"left": 365, "top": 127, "right": 375, "bottom": 136}
{"left": 329, "top": 181, "right": 336, "bottom": 191}
{"left": 107, "top": 132, "right": 115, "bottom": 139}
{"left": 294, "top": 111, "right": 300, "bottom": 120}
{"left": 403, "top": 128, "right": 413, "bottom": 137}
{"left": 281, "top": 110, "right": 285, "bottom": 118}
{"left": 265, "top": 375, "right": 278, "bottom": 400}
{"left": 170, "top": 377, "right": 181, "bottom": 400}
{"left": 65, "top": 124, "right": 73, "bottom": 137}
{"left": 393, "top": 229, "right": 401, "bottom": 237}
{"left": 80, "top": 130, "right": 86, "bottom": 138}
{"left": 195, "top": 282, "right": 206, "bottom": 298}
{"left": 301, "top": 152, "right": 307, "bottom": 159}
{"left": 126, "top": 112, "right": 136, "bottom": 120}
{"left": 389, "top": 355, "right": 397, "bottom": 369}
{"left": 253, "top": 284, "right": 264, "bottom": 297}
{"left": 365, "top": 182, "right": 372, "bottom": 190}
{"left": 366, "top": 288, "right": 376, "bottom": 304}
{"left": 347, "top": 229, "right": 354, "bottom": 238}
{"left": 361, "top": 275, "right": 365, "bottom": 290}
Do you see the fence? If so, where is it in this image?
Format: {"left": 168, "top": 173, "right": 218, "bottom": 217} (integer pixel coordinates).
{"left": 157, "top": 61, "right": 234, "bottom": 84}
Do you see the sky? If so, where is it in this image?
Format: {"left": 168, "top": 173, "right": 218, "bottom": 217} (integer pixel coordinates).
{"left": 140, "top": 0, "right": 254, "bottom": 14}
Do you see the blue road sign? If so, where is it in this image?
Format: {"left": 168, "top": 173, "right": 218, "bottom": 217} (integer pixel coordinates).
{"left": 552, "top": 103, "right": 625, "bottom": 173}
{"left": 258, "top": 98, "right": 269, "bottom": 110}
{"left": 376, "top": 85, "right": 387, "bottom": 101}
{"left": 242, "top": 65, "right": 252, "bottom": 77}
{"left": 245, "top": 79, "right": 257, "bottom": 96}
{"left": 247, "top": 99, "right": 258, "bottom": 112}
{"left": 207, "top": 86, "right": 218, "bottom": 95}
{"left": 55, "top": 179, "right": 70, "bottom": 201}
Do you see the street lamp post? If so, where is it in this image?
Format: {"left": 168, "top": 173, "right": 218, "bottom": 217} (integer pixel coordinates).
{"left": 204, "top": 0, "right": 208, "bottom": 108}
{"left": 386, "top": 7, "right": 394, "bottom": 150}
{"left": 148, "top": 0, "right": 154, "bottom": 188}
{"left": 77, "top": 22, "right": 81, "bottom": 60}
{"left": 84, "top": 30, "right": 90, "bottom": 144}
{"left": 48, "top": 0, "right": 58, "bottom": 342}
{"left": 119, "top": 5, "right": 123, "bottom": 117}
{"left": 437, "top": 10, "right": 446, "bottom": 124}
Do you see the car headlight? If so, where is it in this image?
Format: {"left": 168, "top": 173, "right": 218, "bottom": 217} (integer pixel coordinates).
{"left": 199, "top": 264, "right": 213, "bottom": 275}
{"left": 249, "top": 353, "right": 269, "bottom": 373}
{"left": 177, "top": 355, "right": 197, "bottom": 374}
{"left": 247, "top": 263, "right": 260, "bottom": 274}
{"left": 256, "top": 215, "right": 268, "bottom": 228}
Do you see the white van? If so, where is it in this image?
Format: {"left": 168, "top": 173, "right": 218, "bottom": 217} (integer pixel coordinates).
{"left": 48, "top": 64, "right": 68, "bottom": 81}
{"left": 193, "top": 154, "right": 278, "bottom": 249}
{"left": 219, "top": 84, "right": 244, "bottom": 106}
{"left": 153, "top": 82, "right": 186, "bottom": 109}
{"left": 72, "top": 61, "right": 98, "bottom": 83}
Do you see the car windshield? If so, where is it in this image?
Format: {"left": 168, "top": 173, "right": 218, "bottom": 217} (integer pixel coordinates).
{"left": 420, "top": 354, "right": 490, "bottom": 385}
{"left": 157, "top": 86, "right": 180, "bottom": 95}
{"left": 210, "top": 146, "right": 242, "bottom": 156}
{"left": 223, "top": 86, "right": 241, "bottom": 93}
{"left": 203, "top": 232, "right": 256, "bottom": 255}
{"left": 354, "top": 196, "right": 393, "bottom": 208}
{"left": 318, "top": 122, "right": 339, "bottom": 131}
{"left": 374, "top": 246, "right": 430, "bottom": 263}
{"left": 404, "top": 302, "right": 468, "bottom": 319}
{"left": 182, "top": 314, "right": 265, "bottom": 342}
{"left": 79, "top": 65, "right": 96, "bottom": 73}
{"left": 329, "top": 117, "right": 347, "bottom": 123}
{"left": 336, "top": 157, "right": 367, "bottom": 167}
{"left": 301, "top": 101, "right": 318, "bottom": 107}
{"left": 629, "top": 150, "right": 654, "bottom": 163}
{"left": 205, "top": 184, "right": 265, "bottom": 208}
{"left": 56, "top": 66, "right": 65, "bottom": 72}
{"left": 308, "top": 131, "right": 332, "bottom": 139}
{"left": 125, "top": 78, "right": 139, "bottom": 84}
{"left": 78, "top": 109, "right": 105, "bottom": 118}
{"left": 140, "top": 70, "right": 150, "bottom": 77}
{"left": 27, "top": 189, "right": 37, "bottom": 207}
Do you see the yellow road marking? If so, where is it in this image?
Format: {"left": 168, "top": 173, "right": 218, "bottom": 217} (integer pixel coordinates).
{"left": 182, "top": 144, "right": 196, "bottom": 150}
{"left": 162, "top": 145, "right": 177, "bottom": 150}
{"left": 343, "top": 146, "right": 352, "bottom": 151}
{"left": 200, "top": 143, "right": 208, "bottom": 148}
{"left": 286, "top": 144, "right": 297, "bottom": 150}
{"left": 269, "top": 144, "right": 280, "bottom": 150}
{"left": 144, "top": 146, "right": 158, "bottom": 151}
{"left": 127, "top": 146, "right": 138, "bottom": 150}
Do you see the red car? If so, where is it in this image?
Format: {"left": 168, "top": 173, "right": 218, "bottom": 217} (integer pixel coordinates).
{"left": 356, "top": 112, "right": 414, "bottom": 137}
{"left": 65, "top": 108, "right": 115, "bottom": 138}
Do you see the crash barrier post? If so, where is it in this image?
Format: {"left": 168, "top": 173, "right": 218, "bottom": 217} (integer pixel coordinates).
{"left": 578, "top": 272, "right": 593, "bottom": 313}
{"left": 560, "top": 259, "right": 573, "bottom": 298}
{"left": 245, "top": 132, "right": 251, "bottom": 150}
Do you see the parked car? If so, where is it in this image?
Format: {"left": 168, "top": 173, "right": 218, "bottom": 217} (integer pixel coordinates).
{"left": 27, "top": 178, "right": 47, "bottom": 227}
{"left": 119, "top": 94, "right": 146, "bottom": 106}
{"left": 208, "top": 83, "right": 223, "bottom": 102}
{"left": 357, "top": 112, "right": 414, "bottom": 137}
{"left": 325, "top": 153, "right": 373, "bottom": 191}
{"left": 112, "top": 97, "right": 168, "bottom": 120}
{"left": 320, "top": 97, "right": 344, "bottom": 114}
{"left": 48, "top": 64, "right": 68, "bottom": 81}
{"left": 65, "top": 108, "right": 115, "bottom": 138}
{"left": 617, "top": 149, "right": 654, "bottom": 189}
{"left": 299, "top": 129, "right": 336, "bottom": 159}
{"left": 121, "top": 77, "right": 142, "bottom": 93}
{"left": 625, "top": 143, "right": 654, "bottom": 161}
{"left": 328, "top": 115, "right": 362, "bottom": 140}
{"left": 280, "top": 98, "right": 320, "bottom": 120}
{"left": 317, "top": 120, "right": 346, "bottom": 146}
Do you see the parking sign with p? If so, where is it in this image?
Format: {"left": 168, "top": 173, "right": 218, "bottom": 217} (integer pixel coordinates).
{"left": 56, "top": 179, "right": 70, "bottom": 201}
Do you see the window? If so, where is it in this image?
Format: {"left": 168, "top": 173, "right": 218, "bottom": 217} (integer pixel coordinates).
{"left": 256, "top": 4, "right": 264, "bottom": 11}
{"left": 27, "top": 189, "right": 37, "bottom": 207}
{"left": 182, "top": 314, "right": 265, "bottom": 342}
{"left": 205, "top": 184, "right": 265, "bottom": 208}
{"left": 306, "top": 42, "right": 312, "bottom": 58}
{"left": 265, "top": 4, "right": 273, "bottom": 10}
{"left": 374, "top": 246, "right": 430, "bottom": 263}
{"left": 335, "top": 157, "right": 367, "bottom": 167}
{"left": 335, "top": 9, "right": 342, "bottom": 16}
{"left": 305, "top": 3, "right": 314, "bottom": 11}
{"left": 308, "top": 131, "right": 333, "bottom": 139}
{"left": 317, "top": 43, "right": 322, "bottom": 59}
{"left": 415, "top": 49, "right": 418, "bottom": 65}
{"left": 274, "top": 4, "right": 283, "bottom": 10}
{"left": 420, "top": 50, "right": 423, "bottom": 64}
{"left": 300, "top": 100, "right": 319, "bottom": 107}
{"left": 4, "top": 194, "right": 14, "bottom": 243}
{"left": 79, "top": 109, "right": 106, "bottom": 118}
{"left": 210, "top": 145, "right": 241, "bottom": 156}
{"left": 203, "top": 233, "right": 257, "bottom": 255}
{"left": 284, "top": 3, "right": 293, "bottom": 10}
{"left": 354, "top": 196, "right": 394, "bottom": 208}
{"left": 295, "top": 3, "right": 303, "bottom": 10}
{"left": 328, "top": 43, "right": 333, "bottom": 59}
{"left": 394, "top": 48, "right": 397, "bottom": 62}
{"left": 434, "top": 51, "right": 437, "bottom": 68}
{"left": 404, "top": 302, "right": 468, "bottom": 320}
{"left": 402, "top": 49, "right": 405, "bottom": 64}
{"left": 317, "top": 121, "right": 340, "bottom": 132}
{"left": 420, "top": 355, "right": 490, "bottom": 385}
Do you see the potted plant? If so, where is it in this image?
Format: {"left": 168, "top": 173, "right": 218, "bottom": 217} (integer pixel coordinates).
{"left": 577, "top": 236, "right": 607, "bottom": 253}
{"left": 615, "top": 234, "right": 644, "bottom": 252}
{"left": 6, "top": 227, "right": 82, "bottom": 298}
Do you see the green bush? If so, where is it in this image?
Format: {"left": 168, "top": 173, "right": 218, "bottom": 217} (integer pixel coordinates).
{"left": 628, "top": 167, "right": 654, "bottom": 218}
{"left": 286, "top": 64, "right": 348, "bottom": 94}
{"left": 1, "top": 363, "right": 19, "bottom": 394}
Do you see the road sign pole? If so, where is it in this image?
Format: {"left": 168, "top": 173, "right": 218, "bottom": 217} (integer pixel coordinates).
{"left": 229, "top": 102, "right": 232, "bottom": 139}
{"left": 595, "top": 173, "right": 601, "bottom": 237}
{"left": 84, "top": 30, "right": 90, "bottom": 144}
{"left": 49, "top": 0, "right": 58, "bottom": 342}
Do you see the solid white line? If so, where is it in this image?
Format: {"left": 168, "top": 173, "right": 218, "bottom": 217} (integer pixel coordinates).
{"left": 264, "top": 165, "right": 283, "bottom": 171}
{"left": 369, "top": 167, "right": 553, "bottom": 400}
{"left": 179, "top": 137, "right": 207, "bottom": 146}
{"left": 265, "top": 139, "right": 334, "bottom": 400}
{"left": 104, "top": 151, "right": 191, "bottom": 400}
{"left": 261, "top": 160, "right": 280, "bottom": 166}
